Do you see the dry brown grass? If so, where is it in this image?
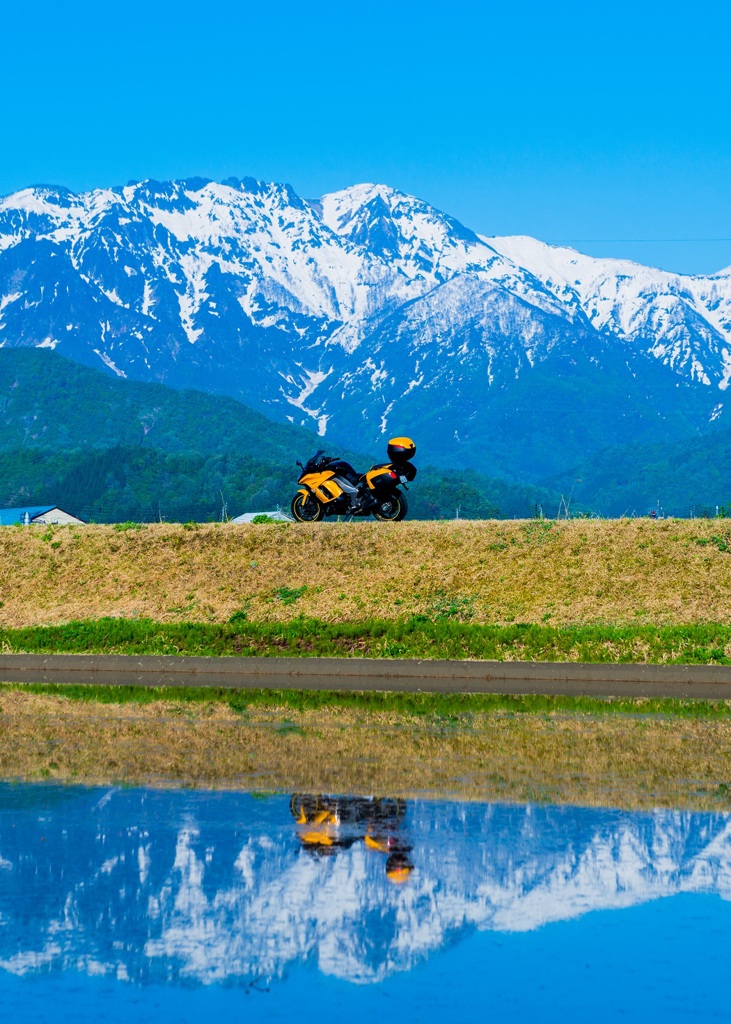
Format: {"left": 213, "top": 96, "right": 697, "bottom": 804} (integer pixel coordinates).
{"left": 2, "top": 518, "right": 731, "bottom": 628}
{"left": 1, "top": 690, "right": 730, "bottom": 810}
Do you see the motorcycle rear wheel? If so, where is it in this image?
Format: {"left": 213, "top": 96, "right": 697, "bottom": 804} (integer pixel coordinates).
{"left": 373, "top": 492, "right": 408, "bottom": 522}
{"left": 291, "top": 492, "right": 325, "bottom": 522}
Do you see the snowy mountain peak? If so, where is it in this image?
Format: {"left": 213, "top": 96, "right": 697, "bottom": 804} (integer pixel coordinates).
{"left": 1, "top": 173, "right": 731, "bottom": 474}
{"left": 319, "top": 181, "right": 499, "bottom": 285}
{"left": 489, "top": 233, "right": 731, "bottom": 388}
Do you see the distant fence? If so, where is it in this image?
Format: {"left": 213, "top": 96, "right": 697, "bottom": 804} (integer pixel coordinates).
{"left": 10, "top": 502, "right": 731, "bottom": 524}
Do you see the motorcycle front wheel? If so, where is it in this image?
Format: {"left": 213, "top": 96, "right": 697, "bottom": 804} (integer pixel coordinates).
{"left": 291, "top": 492, "right": 325, "bottom": 522}
{"left": 373, "top": 491, "right": 408, "bottom": 522}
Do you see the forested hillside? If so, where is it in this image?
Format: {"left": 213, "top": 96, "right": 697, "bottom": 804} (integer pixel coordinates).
{"left": 0, "top": 348, "right": 321, "bottom": 461}
{"left": 2, "top": 349, "right": 729, "bottom": 519}
{"left": 0, "top": 446, "right": 552, "bottom": 522}
{"left": 550, "top": 430, "right": 731, "bottom": 517}
{"left": 0, "top": 350, "right": 552, "bottom": 521}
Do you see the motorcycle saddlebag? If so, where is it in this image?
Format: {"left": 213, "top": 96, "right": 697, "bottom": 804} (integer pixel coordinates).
{"left": 397, "top": 462, "right": 417, "bottom": 482}
{"left": 365, "top": 464, "right": 398, "bottom": 491}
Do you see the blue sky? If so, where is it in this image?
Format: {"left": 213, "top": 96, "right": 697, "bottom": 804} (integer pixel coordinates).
{"left": 5, "top": 0, "right": 731, "bottom": 274}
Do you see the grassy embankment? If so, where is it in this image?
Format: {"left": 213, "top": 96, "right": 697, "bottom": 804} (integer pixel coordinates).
{"left": 1, "top": 517, "right": 730, "bottom": 802}
{"left": 1, "top": 517, "right": 731, "bottom": 660}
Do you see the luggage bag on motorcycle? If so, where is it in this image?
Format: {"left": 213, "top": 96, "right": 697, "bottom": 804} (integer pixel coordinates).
{"left": 387, "top": 436, "right": 416, "bottom": 462}
{"left": 365, "top": 464, "right": 399, "bottom": 491}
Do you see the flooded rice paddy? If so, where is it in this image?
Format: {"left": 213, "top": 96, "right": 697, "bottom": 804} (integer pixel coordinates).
{"left": 0, "top": 783, "right": 730, "bottom": 1021}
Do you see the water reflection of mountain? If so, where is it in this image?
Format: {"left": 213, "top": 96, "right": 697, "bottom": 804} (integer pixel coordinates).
{"left": 0, "top": 786, "right": 729, "bottom": 986}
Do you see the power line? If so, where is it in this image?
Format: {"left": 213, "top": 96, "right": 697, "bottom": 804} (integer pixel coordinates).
{"left": 546, "top": 238, "right": 731, "bottom": 245}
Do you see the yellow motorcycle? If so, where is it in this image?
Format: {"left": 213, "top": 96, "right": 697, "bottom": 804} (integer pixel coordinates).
{"left": 290, "top": 436, "right": 417, "bottom": 522}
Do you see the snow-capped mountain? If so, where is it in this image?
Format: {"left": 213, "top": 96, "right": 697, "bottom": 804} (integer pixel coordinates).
{"left": 489, "top": 234, "right": 731, "bottom": 390}
{"left": 1, "top": 176, "right": 729, "bottom": 477}
{"left": 0, "top": 789, "right": 730, "bottom": 987}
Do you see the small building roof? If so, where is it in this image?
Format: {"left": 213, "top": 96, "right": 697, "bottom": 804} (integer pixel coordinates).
{"left": 0, "top": 506, "right": 85, "bottom": 526}
{"left": 230, "top": 509, "right": 294, "bottom": 524}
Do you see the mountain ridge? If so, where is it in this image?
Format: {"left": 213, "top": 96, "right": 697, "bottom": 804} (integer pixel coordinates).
{"left": 1, "top": 175, "right": 730, "bottom": 483}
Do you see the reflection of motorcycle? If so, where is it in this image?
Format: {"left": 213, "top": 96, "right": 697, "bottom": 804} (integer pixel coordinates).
{"left": 290, "top": 794, "right": 414, "bottom": 883}
{"left": 290, "top": 436, "right": 417, "bottom": 522}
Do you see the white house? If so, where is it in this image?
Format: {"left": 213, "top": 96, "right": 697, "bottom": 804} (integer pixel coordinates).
{"left": 0, "top": 506, "right": 85, "bottom": 526}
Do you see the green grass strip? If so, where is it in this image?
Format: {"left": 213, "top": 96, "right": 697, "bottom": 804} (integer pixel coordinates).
{"left": 4, "top": 682, "right": 731, "bottom": 720}
{"left": 1, "top": 615, "right": 731, "bottom": 664}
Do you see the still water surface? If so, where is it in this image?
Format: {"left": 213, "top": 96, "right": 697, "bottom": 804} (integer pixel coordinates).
{"left": 0, "top": 784, "right": 729, "bottom": 1021}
